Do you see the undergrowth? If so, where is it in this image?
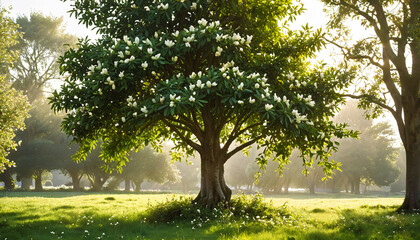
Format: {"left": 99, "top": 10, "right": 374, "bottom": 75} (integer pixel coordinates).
{"left": 145, "top": 194, "right": 302, "bottom": 229}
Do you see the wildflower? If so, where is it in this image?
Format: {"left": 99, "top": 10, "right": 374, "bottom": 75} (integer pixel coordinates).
{"left": 141, "top": 62, "right": 148, "bottom": 69}
{"left": 249, "top": 97, "right": 255, "bottom": 104}
{"left": 119, "top": 71, "right": 125, "bottom": 78}
{"left": 255, "top": 83, "right": 260, "bottom": 89}
{"left": 170, "top": 101, "right": 175, "bottom": 107}
{"left": 101, "top": 68, "right": 108, "bottom": 75}
{"left": 189, "top": 96, "right": 195, "bottom": 102}
{"left": 147, "top": 48, "right": 153, "bottom": 54}
{"left": 172, "top": 56, "right": 178, "bottom": 62}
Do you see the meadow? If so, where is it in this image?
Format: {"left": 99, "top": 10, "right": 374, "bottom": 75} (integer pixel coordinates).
{"left": 0, "top": 191, "right": 419, "bottom": 240}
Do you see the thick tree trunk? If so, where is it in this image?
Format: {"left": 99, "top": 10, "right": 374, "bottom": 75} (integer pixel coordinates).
{"left": 21, "top": 177, "right": 32, "bottom": 190}
{"left": 397, "top": 139, "right": 420, "bottom": 212}
{"left": 193, "top": 152, "right": 231, "bottom": 208}
{"left": 71, "top": 174, "right": 81, "bottom": 191}
{"left": 124, "top": 178, "right": 131, "bottom": 192}
{"left": 0, "top": 170, "right": 15, "bottom": 190}
{"left": 34, "top": 172, "right": 43, "bottom": 191}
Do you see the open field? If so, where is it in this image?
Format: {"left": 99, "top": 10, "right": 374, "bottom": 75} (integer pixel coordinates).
{"left": 0, "top": 192, "right": 418, "bottom": 239}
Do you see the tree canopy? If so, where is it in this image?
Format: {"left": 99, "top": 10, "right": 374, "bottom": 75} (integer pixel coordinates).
{"left": 51, "top": 0, "right": 355, "bottom": 207}
{"left": 322, "top": 0, "right": 420, "bottom": 212}
{"left": 0, "top": 7, "right": 31, "bottom": 173}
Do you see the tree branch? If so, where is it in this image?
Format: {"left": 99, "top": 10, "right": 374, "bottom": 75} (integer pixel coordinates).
{"left": 162, "top": 119, "right": 202, "bottom": 153}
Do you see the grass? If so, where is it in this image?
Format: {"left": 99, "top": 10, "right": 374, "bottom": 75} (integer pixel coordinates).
{"left": 0, "top": 191, "right": 419, "bottom": 239}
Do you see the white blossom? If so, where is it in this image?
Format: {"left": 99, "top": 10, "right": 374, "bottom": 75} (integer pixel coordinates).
{"left": 189, "top": 96, "right": 195, "bottom": 102}
{"left": 198, "top": 18, "right": 208, "bottom": 26}
{"left": 141, "top": 61, "right": 148, "bottom": 69}
{"left": 147, "top": 48, "right": 153, "bottom": 54}
{"left": 122, "top": 117, "right": 126, "bottom": 122}
{"left": 265, "top": 104, "right": 273, "bottom": 111}
{"left": 141, "top": 106, "right": 148, "bottom": 114}
{"left": 255, "top": 83, "right": 260, "bottom": 89}
{"left": 151, "top": 53, "right": 161, "bottom": 60}
{"left": 160, "top": 97, "right": 165, "bottom": 103}
{"left": 135, "top": 37, "right": 140, "bottom": 45}
{"left": 119, "top": 71, "right": 124, "bottom": 78}
{"left": 172, "top": 56, "right": 178, "bottom": 62}
{"left": 101, "top": 68, "right": 108, "bottom": 75}
{"left": 118, "top": 51, "right": 124, "bottom": 58}
{"left": 238, "top": 100, "right": 244, "bottom": 105}
{"left": 170, "top": 101, "right": 175, "bottom": 107}
{"left": 237, "top": 82, "right": 244, "bottom": 90}
{"left": 206, "top": 81, "right": 212, "bottom": 88}
{"left": 130, "top": 55, "right": 135, "bottom": 61}
{"left": 249, "top": 98, "right": 255, "bottom": 104}
{"left": 191, "top": 2, "right": 197, "bottom": 9}
{"left": 165, "top": 40, "right": 175, "bottom": 48}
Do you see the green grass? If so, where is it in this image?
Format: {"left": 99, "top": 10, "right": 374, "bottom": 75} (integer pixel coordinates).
{"left": 0, "top": 192, "right": 419, "bottom": 239}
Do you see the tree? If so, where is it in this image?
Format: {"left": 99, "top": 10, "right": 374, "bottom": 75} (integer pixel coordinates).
{"left": 7, "top": 13, "right": 77, "bottom": 102}
{"left": 333, "top": 101, "right": 400, "bottom": 194}
{"left": 0, "top": 7, "right": 30, "bottom": 173}
{"left": 51, "top": 0, "right": 355, "bottom": 207}
{"left": 322, "top": 0, "right": 420, "bottom": 211}
{"left": 10, "top": 100, "right": 70, "bottom": 191}
{"left": 112, "top": 147, "right": 179, "bottom": 191}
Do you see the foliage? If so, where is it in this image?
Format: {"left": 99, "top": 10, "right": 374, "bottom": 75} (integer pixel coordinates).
{"left": 321, "top": 0, "right": 420, "bottom": 211}
{"left": 0, "top": 7, "right": 31, "bottom": 173}
{"left": 7, "top": 12, "right": 77, "bottom": 102}
{"left": 113, "top": 146, "right": 180, "bottom": 191}
{"left": 145, "top": 194, "right": 296, "bottom": 229}
{"left": 51, "top": 0, "right": 355, "bottom": 181}
{"left": 333, "top": 100, "right": 400, "bottom": 191}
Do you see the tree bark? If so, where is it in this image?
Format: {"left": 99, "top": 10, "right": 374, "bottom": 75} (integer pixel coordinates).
{"left": 124, "top": 178, "right": 131, "bottom": 192}
{"left": 34, "top": 171, "right": 43, "bottom": 191}
{"left": 0, "top": 170, "right": 15, "bottom": 190}
{"left": 397, "top": 133, "right": 420, "bottom": 212}
{"left": 134, "top": 180, "right": 142, "bottom": 192}
{"left": 354, "top": 177, "right": 360, "bottom": 195}
{"left": 193, "top": 150, "right": 232, "bottom": 208}
{"left": 21, "top": 177, "right": 32, "bottom": 190}
{"left": 71, "top": 174, "right": 81, "bottom": 191}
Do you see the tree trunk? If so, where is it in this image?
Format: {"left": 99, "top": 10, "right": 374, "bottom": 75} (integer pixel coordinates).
{"left": 34, "top": 172, "right": 43, "bottom": 191}
{"left": 71, "top": 174, "right": 81, "bottom": 191}
{"left": 350, "top": 180, "right": 354, "bottom": 194}
{"left": 284, "top": 180, "right": 290, "bottom": 194}
{"left": 397, "top": 138, "right": 420, "bottom": 212}
{"left": 193, "top": 151, "right": 232, "bottom": 208}
{"left": 21, "top": 177, "right": 32, "bottom": 190}
{"left": 134, "top": 180, "right": 142, "bottom": 192}
{"left": 354, "top": 177, "right": 360, "bottom": 195}
{"left": 124, "top": 178, "right": 131, "bottom": 192}
{"left": 0, "top": 170, "right": 15, "bottom": 190}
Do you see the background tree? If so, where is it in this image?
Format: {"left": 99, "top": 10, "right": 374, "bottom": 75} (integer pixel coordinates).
{"left": 333, "top": 101, "right": 400, "bottom": 194}
{"left": 7, "top": 12, "right": 77, "bottom": 102}
{"left": 224, "top": 145, "right": 258, "bottom": 191}
{"left": 51, "top": 0, "right": 355, "bottom": 207}
{"left": 111, "top": 146, "right": 179, "bottom": 191}
{"left": 0, "top": 7, "right": 30, "bottom": 174}
{"left": 322, "top": 0, "right": 420, "bottom": 212}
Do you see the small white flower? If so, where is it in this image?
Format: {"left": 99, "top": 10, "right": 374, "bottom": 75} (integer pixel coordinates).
{"left": 145, "top": 38, "right": 152, "bottom": 45}
{"left": 121, "top": 117, "right": 126, "bottom": 122}
{"left": 119, "top": 71, "right": 124, "bottom": 78}
{"left": 101, "top": 68, "right": 108, "bottom": 75}
{"left": 191, "top": 2, "right": 197, "bottom": 10}
{"left": 265, "top": 104, "right": 273, "bottom": 111}
{"left": 238, "top": 100, "right": 244, "bottom": 105}
{"left": 185, "top": 42, "right": 191, "bottom": 48}
{"left": 198, "top": 18, "right": 207, "bottom": 26}
{"left": 254, "top": 83, "right": 260, "bottom": 89}
{"left": 133, "top": 102, "right": 137, "bottom": 107}
{"left": 170, "top": 94, "right": 176, "bottom": 101}
{"left": 140, "top": 106, "right": 148, "bottom": 114}
{"left": 112, "top": 84, "right": 116, "bottom": 90}
{"left": 189, "top": 96, "right": 195, "bottom": 102}
{"left": 118, "top": 51, "right": 124, "bottom": 58}
{"left": 238, "top": 82, "right": 244, "bottom": 90}
{"left": 206, "top": 81, "right": 212, "bottom": 88}
{"left": 130, "top": 55, "right": 135, "bottom": 61}
{"left": 172, "top": 30, "right": 179, "bottom": 38}
{"left": 151, "top": 53, "right": 161, "bottom": 60}
{"left": 170, "top": 101, "right": 175, "bottom": 107}
{"left": 249, "top": 98, "right": 255, "bottom": 104}
{"left": 196, "top": 80, "right": 204, "bottom": 88}
{"left": 308, "top": 101, "right": 315, "bottom": 107}
{"left": 135, "top": 37, "right": 140, "bottom": 45}
{"left": 165, "top": 40, "right": 175, "bottom": 48}
{"left": 160, "top": 97, "right": 165, "bottom": 103}
{"left": 172, "top": 56, "right": 178, "bottom": 62}
{"left": 141, "top": 61, "right": 148, "bottom": 69}
{"left": 147, "top": 48, "right": 153, "bottom": 54}
{"left": 133, "top": 112, "right": 138, "bottom": 117}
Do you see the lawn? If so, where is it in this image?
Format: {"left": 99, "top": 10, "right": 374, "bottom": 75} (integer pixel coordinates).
{"left": 0, "top": 192, "right": 418, "bottom": 239}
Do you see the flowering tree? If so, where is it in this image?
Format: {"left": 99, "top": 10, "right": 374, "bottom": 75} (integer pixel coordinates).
{"left": 51, "top": 0, "right": 355, "bottom": 207}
